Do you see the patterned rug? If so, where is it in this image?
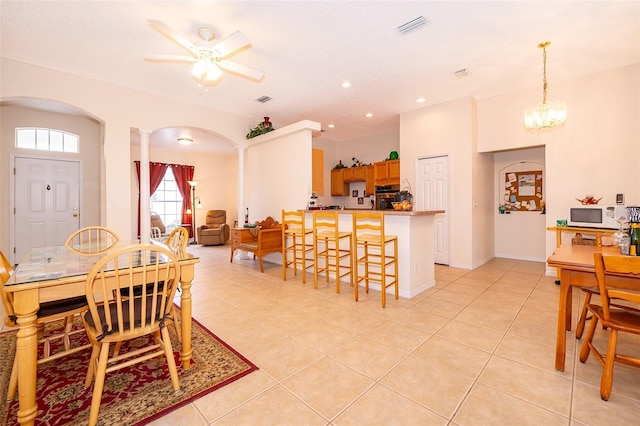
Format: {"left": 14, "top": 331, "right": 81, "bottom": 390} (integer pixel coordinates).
{"left": 0, "top": 310, "right": 258, "bottom": 425}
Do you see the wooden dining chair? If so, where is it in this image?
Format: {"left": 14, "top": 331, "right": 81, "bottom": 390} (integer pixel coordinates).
{"left": 1, "top": 250, "right": 90, "bottom": 401}
{"left": 82, "top": 244, "right": 181, "bottom": 426}
{"left": 165, "top": 226, "right": 189, "bottom": 255}
{"left": 579, "top": 252, "right": 640, "bottom": 400}
{"left": 65, "top": 226, "right": 120, "bottom": 255}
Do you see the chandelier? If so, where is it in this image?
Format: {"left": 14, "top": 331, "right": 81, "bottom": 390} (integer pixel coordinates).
{"left": 524, "top": 41, "right": 567, "bottom": 131}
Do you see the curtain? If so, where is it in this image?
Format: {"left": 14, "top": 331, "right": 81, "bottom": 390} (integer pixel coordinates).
{"left": 170, "top": 164, "right": 195, "bottom": 236}
{"left": 134, "top": 161, "right": 169, "bottom": 237}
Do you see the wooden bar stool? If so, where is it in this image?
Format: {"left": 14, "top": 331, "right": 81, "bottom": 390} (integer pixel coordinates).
{"left": 282, "top": 210, "right": 314, "bottom": 283}
{"left": 312, "top": 211, "right": 353, "bottom": 292}
{"left": 352, "top": 211, "right": 398, "bottom": 308}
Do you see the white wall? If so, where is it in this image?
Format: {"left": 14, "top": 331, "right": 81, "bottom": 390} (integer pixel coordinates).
{"left": 477, "top": 64, "right": 640, "bottom": 271}
{"left": 1, "top": 58, "right": 254, "bottom": 241}
{"left": 245, "top": 121, "right": 320, "bottom": 222}
{"left": 0, "top": 105, "right": 101, "bottom": 256}
{"left": 129, "top": 145, "right": 238, "bottom": 235}
{"left": 494, "top": 148, "right": 546, "bottom": 261}
{"left": 400, "top": 97, "right": 478, "bottom": 269}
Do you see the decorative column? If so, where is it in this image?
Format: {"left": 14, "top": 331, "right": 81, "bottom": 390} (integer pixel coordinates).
{"left": 138, "top": 128, "right": 152, "bottom": 243}
{"left": 236, "top": 145, "right": 251, "bottom": 259}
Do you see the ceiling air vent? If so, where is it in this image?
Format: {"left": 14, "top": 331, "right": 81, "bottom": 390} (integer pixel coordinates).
{"left": 255, "top": 95, "right": 272, "bottom": 103}
{"left": 396, "top": 16, "right": 429, "bottom": 35}
{"left": 454, "top": 69, "right": 471, "bottom": 79}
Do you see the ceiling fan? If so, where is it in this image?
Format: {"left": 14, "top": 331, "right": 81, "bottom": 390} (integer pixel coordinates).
{"left": 144, "top": 19, "right": 264, "bottom": 87}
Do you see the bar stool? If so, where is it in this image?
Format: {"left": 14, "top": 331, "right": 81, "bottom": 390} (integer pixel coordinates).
{"left": 312, "top": 211, "right": 353, "bottom": 292}
{"left": 352, "top": 211, "right": 398, "bottom": 308}
{"left": 282, "top": 210, "right": 314, "bottom": 283}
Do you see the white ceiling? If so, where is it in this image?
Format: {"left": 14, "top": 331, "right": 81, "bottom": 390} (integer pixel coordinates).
{"left": 1, "top": 1, "right": 639, "bottom": 152}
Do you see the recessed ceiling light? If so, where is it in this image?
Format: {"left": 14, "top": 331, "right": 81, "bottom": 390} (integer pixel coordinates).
{"left": 365, "top": 113, "right": 373, "bottom": 118}
{"left": 416, "top": 97, "right": 426, "bottom": 103}
{"left": 341, "top": 82, "right": 351, "bottom": 88}
{"left": 178, "top": 137, "right": 193, "bottom": 145}
{"left": 328, "top": 124, "right": 335, "bottom": 128}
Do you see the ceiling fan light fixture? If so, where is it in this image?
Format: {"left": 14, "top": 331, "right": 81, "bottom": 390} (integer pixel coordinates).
{"left": 524, "top": 41, "right": 567, "bottom": 131}
{"left": 178, "top": 137, "right": 193, "bottom": 145}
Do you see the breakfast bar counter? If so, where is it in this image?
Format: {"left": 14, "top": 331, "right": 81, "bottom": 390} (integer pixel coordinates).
{"left": 303, "top": 209, "right": 444, "bottom": 298}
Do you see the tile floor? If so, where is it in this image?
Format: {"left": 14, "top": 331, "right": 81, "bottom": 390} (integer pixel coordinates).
{"left": 4, "top": 244, "right": 640, "bottom": 425}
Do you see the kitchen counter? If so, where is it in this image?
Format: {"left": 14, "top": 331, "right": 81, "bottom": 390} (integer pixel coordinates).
{"left": 301, "top": 209, "right": 444, "bottom": 298}
{"left": 304, "top": 209, "right": 444, "bottom": 216}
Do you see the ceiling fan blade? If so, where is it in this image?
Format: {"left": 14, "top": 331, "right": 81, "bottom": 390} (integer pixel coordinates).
{"left": 148, "top": 19, "right": 197, "bottom": 55}
{"left": 217, "top": 60, "right": 264, "bottom": 81}
{"left": 144, "top": 54, "right": 197, "bottom": 63}
{"left": 213, "top": 31, "right": 251, "bottom": 58}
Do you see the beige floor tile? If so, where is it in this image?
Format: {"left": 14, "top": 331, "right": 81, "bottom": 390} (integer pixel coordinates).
{"left": 249, "top": 336, "right": 323, "bottom": 381}
{"left": 193, "top": 370, "right": 277, "bottom": 422}
{"left": 574, "top": 353, "right": 640, "bottom": 402}
{"left": 389, "top": 309, "right": 450, "bottom": 336}
{"left": 290, "top": 321, "right": 355, "bottom": 354}
{"left": 413, "top": 297, "right": 466, "bottom": 319}
{"left": 334, "top": 384, "right": 448, "bottom": 426}
{"left": 453, "top": 383, "right": 568, "bottom": 425}
{"left": 413, "top": 336, "right": 491, "bottom": 379}
{"left": 364, "top": 320, "right": 432, "bottom": 353}
{"left": 381, "top": 355, "right": 473, "bottom": 419}
{"left": 329, "top": 336, "right": 407, "bottom": 380}
{"left": 571, "top": 381, "right": 640, "bottom": 425}
{"left": 220, "top": 320, "right": 288, "bottom": 353}
{"left": 496, "top": 333, "right": 576, "bottom": 374}
{"left": 427, "top": 289, "right": 476, "bottom": 306}
{"left": 146, "top": 403, "right": 207, "bottom": 426}
{"left": 211, "top": 385, "right": 327, "bottom": 425}
{"left": 435, "top": 319, "right": 504, "bottom": 353}
{"left": 282, "top": 357, "right": 374, "bottom": 420}
{"left": 478, "top": 355, "right": 572, "bottom": 416}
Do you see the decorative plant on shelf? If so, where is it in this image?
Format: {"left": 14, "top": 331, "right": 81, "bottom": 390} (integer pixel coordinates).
{"left": 575, "top": 194, "right": 602, "bottom": 205}
{"left": 246, "top": 117, "right": 274, "bottom": 139}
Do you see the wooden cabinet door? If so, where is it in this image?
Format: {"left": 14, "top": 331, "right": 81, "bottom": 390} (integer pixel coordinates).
{"left": 312, "top": 149, "right": 324, "bottom": 195}
{"left": 374, "top": 160, "right": 400, "bottom": 186}
{"left": 343, "top": 167, "right": 355, "bottom": 182}
{"left": 388, "top": 160, "right": 400, "bottom": 181}
{"left": 374, "top": 161, "right": 389, "bottom": 185}
{"left": 353, "top": 167, "right": 366, "bottom": 181}
{"left": 365, "top": 165, "right": 375, "bottom": 195}
{"left": 331, "top": 169, "right": 349, "bottom": 196}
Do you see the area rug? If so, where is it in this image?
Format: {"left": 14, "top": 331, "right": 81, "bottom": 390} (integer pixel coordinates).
{"left": 0, "top": 309, "right": 258, "bottom": 425}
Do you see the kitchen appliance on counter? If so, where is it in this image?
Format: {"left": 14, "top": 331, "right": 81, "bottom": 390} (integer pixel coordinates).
{"left": 375, "top": 185, "right": 399, "bottom": 210}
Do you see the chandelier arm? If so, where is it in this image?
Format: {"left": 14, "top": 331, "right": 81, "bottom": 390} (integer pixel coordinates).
{"left": 542, "top": 45, "right": 548, "bottom": 105}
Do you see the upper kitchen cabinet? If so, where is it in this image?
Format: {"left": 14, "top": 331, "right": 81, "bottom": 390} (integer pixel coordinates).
{"left": 312, "top": 148, "right": 324, "bottom": 195}
{"left": 331, "top": 168, "right": 349, "bottom": 196}
{"left": 374, "top": 159, "right": 400, "bottom": 186}
{"left": 343, "top": 166, "right": 366, "bottom": 183}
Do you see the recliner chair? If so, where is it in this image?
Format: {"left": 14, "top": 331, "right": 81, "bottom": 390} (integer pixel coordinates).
{"left": 198, "top": 210, "right": 230, "bottom": 245}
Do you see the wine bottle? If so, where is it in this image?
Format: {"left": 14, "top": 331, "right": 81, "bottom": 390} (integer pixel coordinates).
{"left": 629, "top": 223, "right": 640, "bottom": 256}
{"left": 244, "top": 208, "right": 249, "bottom": 224}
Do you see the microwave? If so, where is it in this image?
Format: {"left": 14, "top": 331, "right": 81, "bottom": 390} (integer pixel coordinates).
{"left": 567, "top": 205, "right": 627, "bottom": 229}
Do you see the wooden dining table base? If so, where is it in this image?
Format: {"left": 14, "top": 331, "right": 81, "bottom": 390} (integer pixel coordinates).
{"left": 9, "top": 260, "right": 198, "bottom": 425}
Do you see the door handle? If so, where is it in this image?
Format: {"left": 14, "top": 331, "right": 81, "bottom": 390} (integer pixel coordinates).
{"left": 73, "top": 207, "right": 78, "bottom": 217}
{"left": 73, "top": 213, "right": 78, "bottom": 217}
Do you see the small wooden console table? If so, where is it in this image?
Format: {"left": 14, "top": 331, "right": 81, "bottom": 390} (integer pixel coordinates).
{"left": 547, "top": 226, "right": 616, "bottom": 248}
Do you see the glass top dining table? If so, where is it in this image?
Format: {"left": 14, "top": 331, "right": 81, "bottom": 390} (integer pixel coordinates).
{"left": 4, "top": 240, "right": 199, "bottom": 426}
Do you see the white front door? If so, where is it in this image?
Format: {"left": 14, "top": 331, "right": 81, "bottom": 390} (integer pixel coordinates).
{"left": 416, "top": 155, "right": 449, "bottom": 265}
{"left": 13, "top": 157, "right": 81, "bottom": 262}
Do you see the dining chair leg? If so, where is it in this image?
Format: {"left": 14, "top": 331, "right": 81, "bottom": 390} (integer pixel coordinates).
{"left": 171, "top": 305, "right": 182, "bottom": 342}
{"left": 600, "top": 329, "right": 618, "bottom": 401}
{"left": 161, "top": 326, "right": 181, "bottom": 392}
{"left": 84, "top": 343, "right": 101, "bottom": 388}
{"left": 579, "top": 314, "right": 599, "bottom": 363}
{"left": 7, "top": 357, "right": 18, "bottom": 401}
{"left": 575, "top": 292, "right": 592, "bottom": 339}
{"left": 88, "top": 343, "right": 111, "bottom": 426}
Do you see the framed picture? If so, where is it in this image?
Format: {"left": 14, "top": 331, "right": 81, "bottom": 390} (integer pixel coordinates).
{"left": 352, "top": 190, "right": 358, "bottom": 197}
{"left": 357, "top": 197, "right": 364, "bottom": 205}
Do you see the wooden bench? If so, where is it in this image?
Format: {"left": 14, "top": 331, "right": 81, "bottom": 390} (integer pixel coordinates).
{"left": 230, "top": 216, "right": 283, "bottom": 272}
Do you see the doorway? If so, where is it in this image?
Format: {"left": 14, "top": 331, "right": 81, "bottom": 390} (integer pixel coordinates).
{"left": 416, "top": 155, "right": 449, "bottom": 265}
{"left": 12, "top": 157, "right": 81, "bottom": 263}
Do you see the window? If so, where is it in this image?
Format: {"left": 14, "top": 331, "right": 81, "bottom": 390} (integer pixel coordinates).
{"left": 151, "top": 170, "right": 184, "bottom": 229}
{"left": 16, "top": 128, "right": 79, "bottom": 153}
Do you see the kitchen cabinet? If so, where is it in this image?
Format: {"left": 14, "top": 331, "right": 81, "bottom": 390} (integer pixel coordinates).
{"left": 343, "top": 166, "right": 367, "bottom": 183}
{"left": 312, "top": 148, "right": 324, "bottom": 195}
{"left": 365, "top": 165, "right": 375, "bottom": 195}
{"left": 331, "top": 168, "right": 349, "bottom": 196}
{"left": 374, "top": 159, "right": 400, "bottom": 186}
